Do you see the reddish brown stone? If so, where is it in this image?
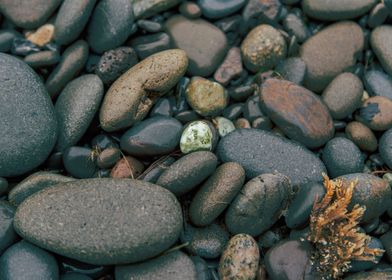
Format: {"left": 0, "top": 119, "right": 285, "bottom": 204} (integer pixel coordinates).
{"left": 259, "top": 78, "right": 334, "bottom": 148}
{"left": 356, "top": 96, "right": 392, "bottom": 131}
{"left": 214, "top": 47, "right": 243, "bottom": 86}
{"left": 110, "top": 156, "right": 145, "bottom": 179}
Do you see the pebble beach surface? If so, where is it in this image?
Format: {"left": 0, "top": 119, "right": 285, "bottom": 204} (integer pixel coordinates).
{"left": 2, "top": 0, "right": 392, "bottom": 279}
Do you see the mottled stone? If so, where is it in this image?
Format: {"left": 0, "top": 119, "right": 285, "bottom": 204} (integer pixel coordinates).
{"left": 180, "top": 121, "right": 218, "bottom": 154}
{"left": 364, "top": 70, "right": 392, "bottom": 100}
{"left": 356, "top": 96, "right": 392, "bottom": 131}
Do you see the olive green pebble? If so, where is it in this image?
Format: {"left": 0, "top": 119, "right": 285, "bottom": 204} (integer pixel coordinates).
{"left": 241, "top": 24, "right": 287, "bottom": 73}
{"left": 185, "top": 77, "right": 229, "bottom": 117}
{"left": 345, "top": 121, "right": 378, "bottom": 152}
{"left": 24, "top": 51, "right": 60, "bottom": 68}
{"left": 180, "top": 120, "right": 217, "bottom": 154}
{"left": 97, "top": 147, "right": 121, "bottom": 169}
{"left": 190, "top": 162, "right": 245, "bottom": 226}
{"left": 213, "top": 117, "right": 236, "bottom": 137}
{"left": 8, "top": 171, "right": 74, "bottom": 206}
{"left": 156, "top": 151, "right": 218, "bottom": 196}
{"left": 0, "top": 201, "right": 17, "bottom": 254}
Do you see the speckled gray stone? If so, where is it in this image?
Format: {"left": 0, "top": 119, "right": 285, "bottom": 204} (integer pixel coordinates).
{"left": 8, "top": 171, "right": 74, "bottom": 206}
{"left": 156, "top": 151, "right": 218, "bottom": 196}
{"left": 115, "top": 251, "right": 197, "bottom": 280}
{"left": 55, "top": 74, "right": 104, "bottom": 152}
{"left": 217, "top": 129, "right": 327, "bottom": 185}
{"left": 14, "top": 179, "right": 183, "bottom": 265}
{"left": 133, "top": 0, "right": 182, "bottom": 19}
{"left": 371, "top": 25, "right": 392, "bottom": 78}
{"left": 0, "top": 53, "right": 57, "bottom": 177}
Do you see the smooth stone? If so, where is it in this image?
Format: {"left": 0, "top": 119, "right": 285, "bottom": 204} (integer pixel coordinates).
{"left": 344, "top": 272, "right": 392, "bottom": 279}
{"left": 243, "top": 95, "right": 265, "bottom": 122}
{"left": 129, "top": 32, "right": 171, "bottom": 60}
{"left": 282, "top": 10, "right": 310, "bottom": 43}
{"left": 0, "top": 53, "right": 57, "bottom": 177}
{"left": 180, "top": 120, "right": 217, "bottom": 154}
{"left": 260, "top": 78, "right": 334, "bottom": 148}
{"left": 95, "top": 47, "right": 138, "bottom": 85}
{"left": 24, "top": 50, "right": 60, "bottom": 68}
{"left": 235, "top": 118, "right": 251, "bottom": 129}
{"left": 346, "top": 121, "right": 378, "bottom": 152}
{"left": 285, "top": 182, "right": 325, "bottom": 229}
{"left": 14, "top": 179, "right": 183, "bottom": 265}
{"left": 87, "top": 0, "right": 134, "bottom": 54}
{"left": 139, "top": 156, "right": 175, "bottom": 183}
{"left": 156, "top": 151, "right": 217, "bottom": 196}
{"left": 229, "top": 85, "right": 255, "bottom": 102}
{"left": 364, "top": 70, "right": 392, "bottom": 100}
{"left": 225, "top": 173, "right": 291, "bottom": 236}
{"left": 179, "top": 2, "right": 202, "bottom": 19}
{"left": 0, "top": 0, "right": 62, "bottom": 29}
{"left": 58, "top": 258, "right": 108, "bottom": 279}
{"left": 99, "top": 49, "right": 188, "bottom": 132}
{"left": 91, "top": 134, "right": 117, "bottom": 150}
{"left": 217, "top": 129, "right": 327, "bottom": 185}
{"left": 265, "top": 240, "right": 313, "bottom": 280}
{"left": 214, "top": 47, "right": 243, "bottom": 86}
{"left": 380, "top": 231, "right": 392, "bottom": 264}
{"left": 213, "top": 117, "right": 236, "bottom": 137}
{"left": 190, "top": 162, "right": 245, "bottom": 226}
{"left": 197, "top": 0, "right": 246, "bottom": 19}
{"left": 380, "top": 129, "right": 392, "bottom": 169}
{"left": 46, "top": 40, "right": 89, "bottom": 99}
{"left": 337, "top": 173, "right": 392, "bottom": 222}
{"left": 150, "top": 96, "right": 175, "bottom": 117}
{"left": 110, "top": 156, "right": 145, "bottom": 179}
{"left": 0, "top": 30, "right": 20, "bottom": 52}
{"left": 356, "top": 96, "right": 392, "bottom": 131}
{"left": 321, "top": 73, "right": 363, "bottom": 120}
{"left": 300, "top": 21, "right": 364, "bottom": 92}
{"left": 241, "top": 24, "right": 287, "bottom": 73}
{"left": 115, "top": 251, "right": 197, "bottom": 280}
{"left": 322, "top": 137, "right": 364, "bottom": 178}
{"left": 223, "top": 103, "right": 243, "bottom": 120}
{"left": 61, "top": 273, "right": 92, "bottom": 280}
{"left": 137, "top": 19, "right": 162, "bottom": 33}
{"left": 0, "top": 177, "right": 8, "bottom": 196}
{"left": 55, "top": 75, "right": 104, "bottom": 152}
{"left": 63, "top": 147, "right": 98, "bottom": 179}
{"left": 0, "top": 241, "right": 59, "bottom": 280}
{"left": 219, "top": 234, "right": 259, "bottom": 280}
{"left": 54, "top": 0, "right": 97, "bottom": 45}
{"left": 242, "top": 0, "right": 282, "bottom": 31}
{"left": 96, "top": 147, "right": 121, "bottom": 169}
{"left": 303, "top": 0, "right": 377, "bottom": 21}
{"left": 133, "top": 0, "right": 182, "bottom": 19}
{"left": 8, "top": 172, "right": 74, "bottom": 206}
{"left": 25, "top": 24, "right": 55, "bottom": 47}
{"left": 165, "top": 15, "right": 228, "bottom": 77}
{"left": 120, "top": 116, "right": 182, "bottom": 157}
{"left": 0, "top": 201, "right": 17, "bottom": 254}
{"left": 181, "top": 223, "right": 229, "bottom": 259}
{"left": 371, "top": 26, "right": 392, "bottom": 77}
{"left": 275, "top": 57, "right": 307, "bottom": 85}
{"left": 368, "top": 3, "right": 389, "bottom": 28}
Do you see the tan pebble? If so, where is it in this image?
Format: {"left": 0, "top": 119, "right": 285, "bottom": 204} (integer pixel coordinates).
{"left": 26, "top": 24, "right": 55, "bottom": 46}
{"left": 110, "top": 156, "right": 145, "bottom": 179}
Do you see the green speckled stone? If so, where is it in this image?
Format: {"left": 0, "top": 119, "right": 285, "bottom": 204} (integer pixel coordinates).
{"left": 0, "top": 53, "right": 57, "bottom": 177}
{"left": 0, "top": 201, "right": 17, "bottom": 254}
{"left": 14, "top": 179, "right": 183, "bottom": 265}
{"left": 8, "top": 171, "right": 74, "bottom": 206}
{"left": 55, "top": 74, "right": 104, "bottom": 152}
{"left": 0, "top": 241, "right": 59, "bottom": 280}
{"left": 133, "top": 0, "right": 182, "bottom": 19}
{"left": 180, "top": 120, "right": 218, "bottom": 154}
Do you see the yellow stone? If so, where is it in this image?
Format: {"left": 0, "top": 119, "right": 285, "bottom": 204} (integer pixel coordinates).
{"left": 26, "top": 24, "right": 55, "bottom": 47}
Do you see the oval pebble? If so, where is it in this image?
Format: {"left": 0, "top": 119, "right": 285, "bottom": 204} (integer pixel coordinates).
{"left": 356, "top": 96, "right": 392, "bottom": 131}
{"left": 346, "top": 121, "right": 378, "bottom": 152}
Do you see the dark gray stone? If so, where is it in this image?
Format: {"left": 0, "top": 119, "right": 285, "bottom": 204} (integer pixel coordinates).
{"left": 275, "top": 57, "right": 307, "bottom": 85}
{"left": 63, "top": 147, "right": 98, "bottom": 179}
{"left": 364, "top": 70, "right": 392, "bottom": 100}
{"left": 380, "top": 129, "right": 392, "bottom": 170}
{"left": 133, "top": 0, "right": 182, "bottom": 19}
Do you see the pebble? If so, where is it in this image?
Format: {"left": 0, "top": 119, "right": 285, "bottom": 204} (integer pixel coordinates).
{"left": 218, "top": 129, "right": 327, "bottom": 185}
{"left": 14, "top": 179, "right": 183, "bottom": 265}
{"left": 55, "top": 74, "right": 104, "bottom": 152}
{"left": 214, "top": 47, "right": 243, "bottom": 86}
{"left": 46, "top": 40, "right": 89, "bottom": 99}
{"left": 156, "top": 151, "right": 217, "bottom": 196}
{"left": 115, "top": 251, "right": 197, "bottom": 280}
{"left": 120, "top": 116, "right": 182, "bottom": 157}
{"left": 260, "top": 78, "right": 334, "bottom": 148}
{"left": 139, "top": 156, "right": 175, "bottom": 183}
{"left": 223, "top": 103, "right": 243, "bottom": 120}
{"left": 379, "top": 129, "right": 392, "bottom": 169}
{"left": 241, "top": 24, "right": 287, "bottom": 73}
{"left": 225, "top": 172, "right": 291, "bottom": 236}
{"left": 190, "top": 162, "right": 245, "bottom": 226}
{"left": 132, "top": 0, "right": 182, "bottom": 19}
{"left": 371, "top": 26, "right": 392, "bottom": 78}
{"left": 63, "top": 146, "right": 98, "bottom": 179}
{"left": 26, "top": 24, "right": 54, "bottom": 47}
{"left": 346, "top": 121, "right": 378, "bottom": 152}
{"left": 24, "top": 50, "right": 60, "bottom": 68}
{"left": 197, "top": 0, "right": 246, "bottom": 19}
{"left": 11, "top": 37, "right": 40, "bottom": 56}
{"left": 364, "top": 70, "right": 392, "bottom": 100}
{"left": 110, "top": 156, "right": 145, "bottom": 179}
{"left": 185, "top": 77, "right": 228, "bottom": 117}
{"left": 0, "top": 30, "right": 20, "bottom": 52}
{"left": 0, "top": 0, "right": 62, "bottom": 29}
{"left": 219, "top": 234, "right": 259, "bottom": 280}
{"left": 180, "top": 121, "right": 217, "bottom": 154}
{"left": 356, "top": 96, "right": 392, "bottom": 131}
{"left": 302, "top": 0, "right": 378, "bottom": 21}
{"left": 165, "top": 15, "right": 228, "bottom": 77}
{"left": 322, "top": 137, "right": 365, "bottom": 178}
{"left": 300, "top": 21, "right": 364, "bottom": 92}
{"left": 96, "top": 147, "right": 121, "bottom": 169}
{"left": 137, "top": 19, "right": 162, "bottom": 33}
{"left": 0, "top": 201, "right": 17, "bottom": 254}
{"left": 0, "top": 53, "right": 57, "bottom": 177}
{"left": 190, "top": 256, "right": 211, "bottom": 280}
{"left": 179, "top": 2, "right": 202, "bottom": 19}
{"left": 282, "top": 10, "right": 311, "bottom": 43}
{"left": 213, "top": 117, "right": 236, "bottom": 137}
{"left": 87, "top": 0, "right": 134, "bottom": 54}
{"left": 368, "top": 3, "right": 389, "bottom": 28}
{"left": 181, "top": 223, "right": 229, "bottom": 259}
{"left": 0, "top": 241, "right": 59, "bottom": 280}
{"left": 99, "top": 49, "right": 188, "bottom": 132}
{"left": 322, "top": 72, "right": 364, "bottom": 120}
{"left": 243, "top": 95, "right": 265, "bottom": 122}
{"left": 8, "top": 171, "right": 74, "bottom": 206}
{"left": 96, "top": 47, "right": 138, "bottom": 84}
{"left": 275, "top": 57, "right": 307, "bottom": 85}
{"left": 242, "top": 0, "right": 282, "bottom": 31}
{"left": 130, "top": 32, "right": 172, "bottom": 60}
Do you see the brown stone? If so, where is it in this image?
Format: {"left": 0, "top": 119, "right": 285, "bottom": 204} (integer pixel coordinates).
{"left": 214, "top": 47, "right": 243, "bottom": 86}
{"left": 110, "top": 156, "right": 145, "bottom": 179}
{"left": 356, "top": 96, "right": 392, "bottom": 131}
{"left": 345, "top": 121, "right": 378, "bottom": 152}
{"left": 259, "top": 78, "right": 334, "bottom": 148}
{"left": 26, "top": 24, "right": 54, "bottom": 46}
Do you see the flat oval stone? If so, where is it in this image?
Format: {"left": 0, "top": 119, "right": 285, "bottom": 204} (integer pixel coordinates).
{"left": 197, "top": 0, "right": 246, "bottom": 19}
{"left": 99, "top": 49, "right": 188, "bottom": 132}
{"left": 55, "top": 74, "right": 104, "bottom": 152}
{"left": 346, "top": 121, "right": 378, "bottom": 152}
{"left": 0, "top": 241, "right": 59, "bottom": 280}
{"left": 115, "top": 251, "right": 197, "bottom": 280}
{"left": 165, "top": 15, "right": 228, "bottom": 77}
{"left": 300, "top": 21, "right": 364, "bottom": 92}
{"left": 303, "top": 0, "right": 377, "bottom": 21}
{"left": 14, "top": 179, "right": 183, "bottom": 265}
{"left": 370, "top": 25, "right": 392, "bottom": 77}
{"left": 217, "top": 129, "right": 327, "bottom": 185}
{"left": 0, "top": 201, "right": 17, "bottom": 254}
{"left": 24, "top": 50, "right": 60, "bottom": 68}
{"left": 0, "top": 53, "right": 57, "bottom": 177}
{"left": 0, "top": 0, "right": 62, "bottom": 29}
{"left": 120, "top": 116, "right": 183, "bottom": 157}
{"left": 356, "top": 96, "right": 392, "bottom": 131}
{"left": 87, "top": 0, "right": 134, "bottom": 53}
{"left": 260, "top": 78, "right": 334, "bottom": 148}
